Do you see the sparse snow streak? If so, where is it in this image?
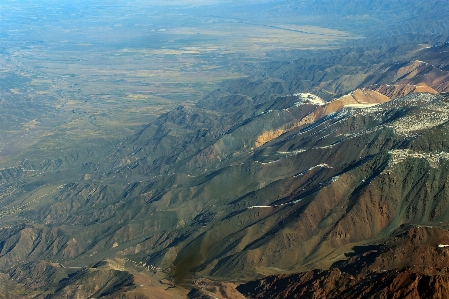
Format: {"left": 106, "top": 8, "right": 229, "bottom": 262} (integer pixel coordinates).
{"left": 255, "top": 159, "right": 281, "bottom": 165}
{"left": 385, "top": 94, "right": 449, "bottom": 136}
{"left": 389, "top": 111, "right": 449, "bottom": 136}
{"left": 248, "top": 164, "right": 336, "bottom": 209}
{"left": 309, "top": 163, "right": 332, "bottom": 170}
{"left": 277, "top": 149, "right": 306, "bottom": 155}
{"left": 387, "top": 149, "right": 449, "bottom": 169}
{"left": 247, "top": 200, "right": 304, "bottom": 209}
{"left": 248, "top": 206, "right": 272, "bottom": 209}
{"left": 293, "top": 163, "right": 332, "bottom": 177}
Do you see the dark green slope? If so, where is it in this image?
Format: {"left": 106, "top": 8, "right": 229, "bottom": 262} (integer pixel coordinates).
{"left": 1, "top": 43, "right": 449, "bottom": 297}
{"left": 4, "top": 92, "right": 449, "bottom": 285}
{"left": 165, "top": 93, "right": 449, "bottom": 280}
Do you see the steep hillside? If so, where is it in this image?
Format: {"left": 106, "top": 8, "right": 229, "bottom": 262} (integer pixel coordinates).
{"left": 238, "top": 225, "right": 449, "bottom": 298}
{"left": 3, "top": 90, "right": 449, "bottom": 297}
{"left": 2, "top": 41, "right": 449, "bottom": 297}
{"left": 223, "top": 43, "right": 449, "bottom": 103}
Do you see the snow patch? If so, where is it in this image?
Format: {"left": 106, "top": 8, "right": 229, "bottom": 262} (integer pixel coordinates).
{"left": 387, "top": 149, "right": 449, "bottom": 169}
{"left": 388, "top": 98, "right": 449, "bottom": 136}
{"left": 293, "top": 163, "right": 332, "bottom": 177}
{"left": 248, "top": 205, "right": 272, "bottom": 209}
{"left": 345, "top": 103, "right": 379, "bottom": 108}
{"left": 255, "top": 159, "right": 281, "bottom": 165}
{"left": 278, "top": 149, "right": 306, "bottom": 155}
{"left": 330, "top": 175, "right": 340, "bottom": 182}
{"left": 293, "top": 93, "right": 326, "bottom": 106}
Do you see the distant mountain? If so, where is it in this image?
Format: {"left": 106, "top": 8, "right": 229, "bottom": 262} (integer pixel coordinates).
{"left": 228, "top": 43, "right": 449, "bottom": 102}
{"left": 2, "top": 35, "right": 449, "bottom": 299}
{"left": 210, "top": 0, "right": 449, "bottom": 39}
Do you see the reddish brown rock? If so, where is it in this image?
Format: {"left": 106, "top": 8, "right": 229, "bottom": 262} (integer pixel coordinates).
{"left": 238, "top": 225, "right": 449, "bottom": 299}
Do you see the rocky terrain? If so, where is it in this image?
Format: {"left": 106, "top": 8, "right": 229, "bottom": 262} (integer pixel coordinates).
{"left": 2, "top": 57, "right": 449, "bottom": 298}
{"left": 2, "top": 2, "right": 449, "bottom": 297}
{"left": 238, "top": 225, "right": 449, "bottom": 299}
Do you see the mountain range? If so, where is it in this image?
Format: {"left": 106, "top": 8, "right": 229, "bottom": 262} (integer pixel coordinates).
{"left": 1, "top": 38, "right": 449, "bottom": 298}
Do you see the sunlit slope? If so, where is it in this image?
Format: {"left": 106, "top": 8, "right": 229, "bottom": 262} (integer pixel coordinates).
{"left": 1, "top": 43, "right": 449, "bottom": 297}
{"left": 238, "top": 224, "right": 449, "bottom": 298}
{"left": 217, "top": 43, "right": 449, "bottom": 102}
{"left": 3, "top": 92, "right": 449, "bottom": 281}
{"left": 165, "top": 93, "right": 449, "bottom": 280}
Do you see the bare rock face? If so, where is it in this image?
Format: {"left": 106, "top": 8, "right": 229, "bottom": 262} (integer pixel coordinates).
{"left": 238, "top": 225, "right": 449, "bottom": 299}
{"left": 188, "top": 278, "right": 246, "bottom": 299}
{"left": 238, "top": 267, "right": 449, "bottom": 299}
{"left": 7, "top": 260, "right": 62, "bottom": 291}
{"left": 4, "top": 260, "right": 135, "bottom": 299}
{"left": 366, "top": 83, "right": 438, "bottom": 100}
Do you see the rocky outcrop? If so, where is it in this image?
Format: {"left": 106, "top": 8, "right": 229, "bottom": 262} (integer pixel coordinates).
{"left": 238, "top": 225, "right": 449, "bottom": 299}
{"left": 239, "top": 267, "right": 449, "bottom": 299}
{"left": 188, "top": 279, "right": 246, "bottom": 299}
{"left": 366, "top": 83, "right": 437, "bottom": 99}
{"left": 253, "top": 89, "right": 390, "bottom": 148}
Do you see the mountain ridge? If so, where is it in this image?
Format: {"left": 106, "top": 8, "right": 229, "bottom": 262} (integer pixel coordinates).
{"left": 2, "top": 41, "right": 449, "bottom": 298}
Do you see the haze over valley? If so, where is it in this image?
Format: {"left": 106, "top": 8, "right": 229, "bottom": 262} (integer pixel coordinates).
{"left": 0, "top": 0, "right": 356, "bottom": 160}
{"left": 1, "top": 0, "right": 449, "bottom": 298}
